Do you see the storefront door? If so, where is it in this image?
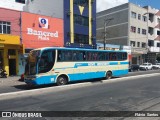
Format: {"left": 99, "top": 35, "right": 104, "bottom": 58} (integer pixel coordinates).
{"left": 0, "top": 50, "right": 4, "bottom": 69}
{"left": 9, "top": 59, "right": 16, "bottom": 76}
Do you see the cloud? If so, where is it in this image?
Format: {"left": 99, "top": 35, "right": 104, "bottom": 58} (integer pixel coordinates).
{"left": 97, "top": 0, "right": 129, "bottom": 12}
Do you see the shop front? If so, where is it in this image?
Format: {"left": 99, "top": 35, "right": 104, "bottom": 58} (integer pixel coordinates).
{"left": 131, "top": 48, "right": 148, "bottom": 65}
{"left": 0, "top": 34, "right": 21, "bottom": 76}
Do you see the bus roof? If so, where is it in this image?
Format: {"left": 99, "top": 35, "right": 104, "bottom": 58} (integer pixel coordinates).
{"left": 32, "top": 47, "right": 127, "bottom": 53}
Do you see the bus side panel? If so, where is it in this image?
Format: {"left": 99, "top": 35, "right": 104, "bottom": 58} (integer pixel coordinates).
{"left": 68, "top": 71, "right": 106, "bottom": 81}
{"left": 112, "top": 69, "right": 128, "bottom": 77}
{"left": 34, "top": 75, "right": 57, "bottom": 85}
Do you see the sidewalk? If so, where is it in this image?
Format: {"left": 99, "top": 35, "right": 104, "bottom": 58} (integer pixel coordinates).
{"left": 0, "top": 76, "right": 23, "bottom": 87}
{"left": 0, "top": 76, "right": 20, "bottom": 81}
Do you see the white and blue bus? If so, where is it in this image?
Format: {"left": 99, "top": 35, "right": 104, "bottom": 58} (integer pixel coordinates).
{"left": 24, "top": 47, "right": 129, "bottom": 86}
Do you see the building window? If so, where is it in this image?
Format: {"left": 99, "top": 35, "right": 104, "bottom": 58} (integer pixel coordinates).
{"left": 73, "top": 0, "right": 89, "bottom": 6}
{"left": 8, "top": 49, "right": 16, "bottom": 55}
{"left": 137, "top": 42, "right": 140, "bottom": 47}
{"left": 131, "top": 12, "right": 136, "bottom": 19}
{"left": 142, "top": 29, "right": 146, "bottom": 35}
{"left": 143, "top": 16, "right": 147, "bottom": 22}
{"left": 142, "top": 42, "right": 146, "bottom": 48}
{"left": 131, "top": 26, "right": 136, "bottom": 33}
{"left": 157, "top": 31, "right": 160, "bottom": 35}
{"left": 15, "top": 0, "right": 25, "bottom": 4}
{"left": 138, "top": 14, "right": 141, "bottom": 20}
{"left": 130, "top": 41, "right": 135, "bottom": 47}
{"left": 157, "top": 18, "right": 160, "bottom": 23}
{"left": 74, "top": 14, "right": 89, "bottom": 26}
{"left": 0, "top": 21, "right": 11, "bottom": 34}
{"left": 74, "top": 33, "right": 89, "bottom": 44}
{"left": 138, "top": 28, "right": 140, "bottom": 34}
{"left": 148, "top": 40, "right": 154, "bottom": 47}
{"left": 157, "top": 43, "right": 160, "bottom": 47}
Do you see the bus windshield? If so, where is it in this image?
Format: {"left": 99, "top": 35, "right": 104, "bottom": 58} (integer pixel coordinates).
{"left": 27, "top": 50, "right": 40, "bottom": 75}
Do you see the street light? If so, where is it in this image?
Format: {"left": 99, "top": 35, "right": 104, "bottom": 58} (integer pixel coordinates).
{"left": 103, "top": 18, "right": 114, "bottom": 50}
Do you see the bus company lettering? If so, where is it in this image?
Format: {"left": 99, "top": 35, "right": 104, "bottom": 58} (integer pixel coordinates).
{"left": 88, "top": 63, "right": 96, "bottom": 66}
{"left": 27, "top": 28, "right": 59, "bottom": 40}
{"left": 97, "top": 63, "right": 109, "bottom": 66}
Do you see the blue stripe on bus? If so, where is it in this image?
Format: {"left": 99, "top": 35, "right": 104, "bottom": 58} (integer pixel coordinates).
{"left": 68, "top": 69, "right": 128, "bottom": 81}
{"left": 25, "top": 75, "right": 57, "bottom": 85}
{"left": 120, "top": 62, "right": 128, "bottom": 65}
{"left": 112, "top": 69, "right": 128, "bottom": 76}
{"left": 109, "top": 62, "right": 118, "bottom": 65}
{"left": 68, "top": 71, "right": 106, "bottom": 81}
{"left": 25, "top": 69, "right": 128, "bottom": 85}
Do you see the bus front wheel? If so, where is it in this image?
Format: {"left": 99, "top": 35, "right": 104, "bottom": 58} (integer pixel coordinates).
{"left": 57, "top": 76, "right": 68, "bottom": 86}
{"left": 106, "top": 71, "right": 112, "bottom": 80}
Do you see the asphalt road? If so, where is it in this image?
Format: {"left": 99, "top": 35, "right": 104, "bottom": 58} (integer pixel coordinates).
{"left": 0, "top": 70, "right": 160, "bottom": 120}
{"left": 0, "top": 69, "right": 160, "bottom": 94}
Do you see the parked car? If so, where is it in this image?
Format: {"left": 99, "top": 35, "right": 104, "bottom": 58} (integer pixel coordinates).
{"left": 139, "top": 63, "right": 153, "bottom": 71}
{"left": 152, "top": 63, "right": 160, "bottom": 69}
{"left": 129, "top": 64, "right": 139, "bottom": 72}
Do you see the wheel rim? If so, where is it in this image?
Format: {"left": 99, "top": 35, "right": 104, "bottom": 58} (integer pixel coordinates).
{"left": 106, "top": 72, "right": 112, "bottom": 79}
{"left": 57, "top": 77, "right": 67, "bottom": 85}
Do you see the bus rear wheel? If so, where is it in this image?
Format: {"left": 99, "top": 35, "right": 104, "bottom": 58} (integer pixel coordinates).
{"left": 57, "top": 76, "right": 68, "bottom": 86}
{"left": 106, "top": 71, "right": 112, "bottom": 80}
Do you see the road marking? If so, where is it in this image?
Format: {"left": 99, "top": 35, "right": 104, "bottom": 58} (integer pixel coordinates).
{"left": 0, "top": 73, "right": 160, "bottom": 100}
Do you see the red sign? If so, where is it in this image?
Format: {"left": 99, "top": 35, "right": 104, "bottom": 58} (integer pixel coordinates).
{"left": 22, "top": 12, "right": 64, "bottom": 49}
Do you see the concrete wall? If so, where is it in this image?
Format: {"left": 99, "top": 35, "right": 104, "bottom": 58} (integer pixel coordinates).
{"left": 96, "top": 3, "right": 129, "bottom": 46}
{"left": 0, "top": 8, "right": 20, "bottom": 36}
{"left": 24, "top": 0, "right": 64, "bottom": 19}
{"left": 0, "top": 0, "right": 26, "bottom": 11}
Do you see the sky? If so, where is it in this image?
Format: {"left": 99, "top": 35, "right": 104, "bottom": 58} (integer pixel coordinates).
{"left": 96, "top": 0, "right": 128, "bottom": 12}
{"left": 97, "top": 0, "right": 160, "bottom": 12}
{"left": 129, "top": 0, "right": 160, "bottom": 10}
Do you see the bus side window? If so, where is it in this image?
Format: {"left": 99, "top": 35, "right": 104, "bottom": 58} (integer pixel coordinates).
{"left": 86, "top": 52, "right": 92, "bottom": 61}
{"left": 98, "top": 52, "right": 105, "bottom": 61}
{"left": 122, "top": 53, "right": 127, "bottom": 60}
{"left": 58, "top": 51, "right": 61, "bottom": 61}
{"left": 117, "top": 53, "right": 122, "bottom": 61}
{"left": 109, "top": 53, "right": 112, "bottom": 60}
{"left": 64, "top": 50, "right": 72, "bottom": 61}
{"left": 78, "top": 51, "right": 84, "bottom": 61}
{"left": 58, "top": 50, "right": 65, "bottom": 61}
{"left": 93, "top": 52, "right": 98, "bottom": 60}
{"left": 83, "top": 52, "right": 86, "bottom": 61}
{"left": 106, "top": 52, "right": 109, "bottom": 61}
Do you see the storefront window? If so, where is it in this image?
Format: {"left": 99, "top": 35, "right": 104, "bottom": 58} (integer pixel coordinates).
{"left": 8, "top": 49, "right": 16, "bottom": 55}
{"left": 0, "top": 51, "right": 3, "bottom": 69}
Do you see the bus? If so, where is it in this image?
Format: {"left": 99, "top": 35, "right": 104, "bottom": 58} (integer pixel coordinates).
{"left": 24, "top": 47, "right": 129, "bottom": 86}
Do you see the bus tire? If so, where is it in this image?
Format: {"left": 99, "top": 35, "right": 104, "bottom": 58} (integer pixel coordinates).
{"left": 56, "top": 75, "right": 68, "bottom": 86}
{"left": 106, "top": 71, "right": 112, "bottom": 80}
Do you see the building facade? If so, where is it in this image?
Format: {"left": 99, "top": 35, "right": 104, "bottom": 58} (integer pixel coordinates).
{"left": 24, "top": 0, "right": 96, "bottom": 49}
{"left": 0, "top": 0, "right": 26, "bottom": 11}
{"left": 144, "top": 6, "right": 160, "bottom": 64}
{"left": 18, "top": 12, "right": 64, "bottom": 75}
{"left": 97, "top": 3, "right": 148, "bottom": 65}
{"left": 0, "top": 8, "right": 21, "bottom": 76}
{"left": 0, "top": 0, "right": 97, "bottom": 75}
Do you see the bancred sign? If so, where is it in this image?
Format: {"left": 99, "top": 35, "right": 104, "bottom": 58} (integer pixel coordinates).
{"left": 22, "top": 12, "right": 64, "bottom": 49}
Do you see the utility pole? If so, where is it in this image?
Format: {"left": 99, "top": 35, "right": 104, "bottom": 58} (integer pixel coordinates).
{"left": 104, "top": 20, "right": 106, "bottom": 50}
{"left": 103, "top": 18, "right": 113, "bottom": 50}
